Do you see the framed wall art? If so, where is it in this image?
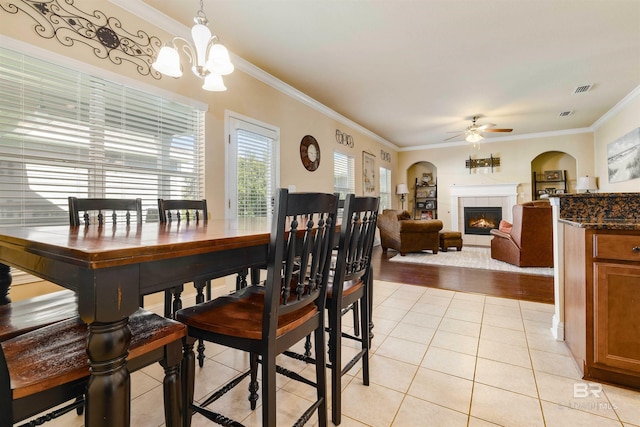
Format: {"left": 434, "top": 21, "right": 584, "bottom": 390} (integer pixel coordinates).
{"left": 607, "top": 127, "right": 640, "bottom": 183}
{"left": 363, "top": 151, "right": 376, "bottom": 196}
{"left": 544, "top": 170, "right": 562, "bottom": 181}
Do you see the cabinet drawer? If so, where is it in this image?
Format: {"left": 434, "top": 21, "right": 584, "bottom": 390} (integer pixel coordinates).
{"left": 593, "top": 234, "right": 640, "bottom": 262}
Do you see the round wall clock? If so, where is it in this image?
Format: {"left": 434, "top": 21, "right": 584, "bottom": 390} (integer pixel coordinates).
{"left": 300, "top": 135, "right": 320, "bottom": 171}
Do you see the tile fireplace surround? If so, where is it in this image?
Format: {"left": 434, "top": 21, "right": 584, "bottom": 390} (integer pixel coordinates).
{"left": 450, "top": 183, "right": 519, "bottom": 246}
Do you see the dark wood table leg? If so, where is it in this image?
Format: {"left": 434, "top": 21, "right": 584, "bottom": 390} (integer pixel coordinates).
{"left": 0, "top": 263, "right": 11, "bottom": 305}
{"left": 161, "top": 340, "right": 184, "bottom": 427}
{"left": 85, "top": 317, "right": 132, "bottom": 427}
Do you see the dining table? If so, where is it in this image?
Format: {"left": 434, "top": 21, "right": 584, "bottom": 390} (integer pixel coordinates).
{"left": 0, "top": 218, "right": 273, "bottom": 427}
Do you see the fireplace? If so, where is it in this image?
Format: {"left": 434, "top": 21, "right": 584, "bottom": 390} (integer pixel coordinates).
{"left": 464, "top": 207, "right": 502, "bottom": 235}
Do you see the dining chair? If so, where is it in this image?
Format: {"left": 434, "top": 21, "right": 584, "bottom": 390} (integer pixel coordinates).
{"left": 175, "top": 189, "right": 337, "bottom": 427}
{"left": 0, "top": 308, "right": 186, "bottom": 426}
{"left": 68, "top": 196, "right": 150, "bottom": 308}
{"left": 68, "top": 197, "right": 143, "bottom": 226}
{"left": 157, "top": 198, "right": 216, "bottom": 368}
{"left": 285, "top": 194, "right": 379, "bottom": 425}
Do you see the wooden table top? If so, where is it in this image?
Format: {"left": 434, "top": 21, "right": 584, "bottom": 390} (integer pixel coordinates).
{"left": 0, "top": 218, "right": 272, "bottom": 269}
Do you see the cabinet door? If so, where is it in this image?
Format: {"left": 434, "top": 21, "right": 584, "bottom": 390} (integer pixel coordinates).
{"left": 594, "top": 262, "right": 640, "bottom": 372}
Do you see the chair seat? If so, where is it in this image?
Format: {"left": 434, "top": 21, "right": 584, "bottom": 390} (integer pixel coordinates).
{"left": 327, "top": 278, "right": 364, "bottom": 300}
{"left": 3, "top": 308, "right": 186, "bottom": 400}
{"left": 0, "top": 290, "right": 78, "bottom": 341}
{"left": 176, "top": 286, "right": 317, "bottom": 340}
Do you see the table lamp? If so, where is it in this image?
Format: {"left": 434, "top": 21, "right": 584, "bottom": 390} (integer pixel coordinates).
{"left": 396, "top": 183, "right": 409, "bottom": 210}
{"left": 576, "top": 176, "right": 598, "bottom": 193}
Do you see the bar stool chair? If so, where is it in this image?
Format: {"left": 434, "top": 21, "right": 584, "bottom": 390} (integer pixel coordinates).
{"left": 176, "top": 189, "right": 337, "bottom": 427}
{"left": 68, "top": 197, "right": 151, "bottom": 309}
{"left": 158, "top": 198, "right": 217, "bottom": 368}
{"left": 285, "top": 194, "right": 379, "bottom": 425}
{"left": 0, "top": 308, "right": 186, "bottom": 426}
{"left": 68, "top": 197, "right": 142, "bottom": 226}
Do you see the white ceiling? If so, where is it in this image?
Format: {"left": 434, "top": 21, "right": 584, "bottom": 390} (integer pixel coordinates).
{"left": 141, "top": 0, "right": 640, "bottom": 149}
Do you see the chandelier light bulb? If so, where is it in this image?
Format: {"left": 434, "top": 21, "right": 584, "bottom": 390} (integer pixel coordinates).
{"left": 152, "top": 45, "right": 182, "bottom": 78}
{"left": 202, "top": 73, "right": 227, "bottom": 92}
{"left": 205, "top": 44, "right": 234, "bottom": 75}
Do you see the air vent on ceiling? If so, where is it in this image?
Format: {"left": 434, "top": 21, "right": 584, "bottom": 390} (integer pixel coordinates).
{"left": 573, "top": 84, "right": 592, "bottom": 94}
{"left": 558, "top": 110, "right": 573, "bottom": 117}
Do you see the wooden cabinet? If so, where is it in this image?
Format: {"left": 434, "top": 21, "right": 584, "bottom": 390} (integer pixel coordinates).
{"left": 564, "top": 225, "right": 640, "bottom": 389}
{"left": 532, "top": 170, "right": 567, "bottom": 200}
{"left": 413, "top": 178, "right": 437, "bottom": 220}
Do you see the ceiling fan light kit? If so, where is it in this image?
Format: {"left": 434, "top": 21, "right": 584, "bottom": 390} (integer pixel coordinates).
{"left": 446, "top": 115, "right": 513, "bottom": 144}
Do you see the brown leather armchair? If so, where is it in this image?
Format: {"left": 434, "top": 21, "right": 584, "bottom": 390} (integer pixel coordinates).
{"left": 490, "top": 201, "right": 553, "bottom": 267}
{"left": 377, "top": 209, "right": 443, "bottom": 255}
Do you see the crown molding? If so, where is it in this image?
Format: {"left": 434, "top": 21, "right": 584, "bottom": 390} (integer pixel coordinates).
{"left": 109, "top": 0, "right": 396, "bottom": 149}
{"left": 591, "top": 84, "right": 640, "bottom": 130}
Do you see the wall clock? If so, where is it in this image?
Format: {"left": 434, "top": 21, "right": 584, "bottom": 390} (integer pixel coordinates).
{"left": 300, "top": 135, "right": 320, "bottom": 171}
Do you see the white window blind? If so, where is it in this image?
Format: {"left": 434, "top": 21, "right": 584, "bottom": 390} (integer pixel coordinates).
{"left": 0, "top": 46, "right": 205, "bottom": 227}
{"left": 379, "top": 166, "right": 391, "bottom": 210}
{"left": 236, "top": 127, "right": 275, "bottom": 217}
{"left": 333, "top": 151, "right": 355, "bottom": 198}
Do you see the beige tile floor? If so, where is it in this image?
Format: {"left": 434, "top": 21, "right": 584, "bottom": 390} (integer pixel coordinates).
{"left": 33, "top": 280, "right": 640, "bottom": 427}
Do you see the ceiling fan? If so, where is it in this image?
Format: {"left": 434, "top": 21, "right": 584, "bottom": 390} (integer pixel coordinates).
{"left": 445, "top": 116, "right": 513, "bottom": 143}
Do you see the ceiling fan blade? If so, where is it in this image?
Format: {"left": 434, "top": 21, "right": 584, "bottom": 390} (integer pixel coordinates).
{"left": 476, "top": 123, "right": 496, "bottom": 131}
{"left": 482, "top": 128, "right": 513, "bottom": 133}
{"left": 444, "top": 133, "right": 464, "bottom": 141}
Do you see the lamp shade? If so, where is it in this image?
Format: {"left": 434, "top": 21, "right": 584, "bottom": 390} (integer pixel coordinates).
{"left": 576, "top": 176, "right": 598, "bottom": 192}
{"left": 396, "top": 183, "right": 409, "bottom": 195}
{"left": 202, "top": 73, "right": 227, "bottom": 91}
{"left": 152, "top": 45, "right": 183, "bottom": 78}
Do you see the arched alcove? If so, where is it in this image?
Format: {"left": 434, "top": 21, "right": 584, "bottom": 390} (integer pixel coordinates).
{"left": 406, "top": 161, "right": 437, "bottom": 218}
{"left": 531, "top": 151, "right": 577, "bottom": 199}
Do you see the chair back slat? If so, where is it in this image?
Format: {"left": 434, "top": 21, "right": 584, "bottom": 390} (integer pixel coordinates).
{"left": 68, "top": 197, "right": 142, "bottom": 226}
{"left": 264, "top": 189, "right": 337, "bottom": 337}
{"left": 157, "top": 199, "right": 208, "bottom": 223}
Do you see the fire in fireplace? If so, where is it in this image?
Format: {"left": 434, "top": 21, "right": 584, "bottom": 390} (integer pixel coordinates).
{"left": 464, "top": 207, "right": 502, "bottom": 235}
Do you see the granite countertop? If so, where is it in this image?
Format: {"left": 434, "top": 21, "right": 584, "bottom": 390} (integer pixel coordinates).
{"left": 559, "top": 218, "right": 640, "bottom": 230}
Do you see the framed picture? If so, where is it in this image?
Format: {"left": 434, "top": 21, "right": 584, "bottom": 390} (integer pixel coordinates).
{"left": 362, "top": 151, "right": 376, "bottom": 196}
{"left": 416, "top": 190, "right": 428, "bottom": 198}
{"left": 425, "top": 201, "right": 435, "bottom": 209}
{"left": 420, "top": 210, "right": 433, "bottom": 220}
{"left": 544, "top": 170, "right": 563, "bottom": 181}
{"left": 607, "top": 127, "right": 640, "bottom": 183}
{"left": 416, "top": 202, "right": 426, "bottom": 209}
{"left": 428, "top": 189, "right": 436, "bottom": 197}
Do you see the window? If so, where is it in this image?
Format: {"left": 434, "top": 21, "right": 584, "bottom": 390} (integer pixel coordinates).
{"left": 333, "top": 151, "right": 355, "bottom": 198}
{"left": 379, "top": 166, "right": 392, "bottom": 210}
{"left": 226, "top": 114, "right": 279, "bottom": 218}
{"left": 0, "top": 46, "right": 205, "bottom": 227}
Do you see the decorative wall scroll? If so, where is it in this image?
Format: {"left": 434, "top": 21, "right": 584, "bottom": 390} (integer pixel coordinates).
{"left": 335, "top": 129, "right": 354, "bottom": 148}
{"left": 363, "top": 151, "right": 376, "bottom": 196}
{"left": 1, "top": 0, "right": 163, "bottom": 78}
{"left": 465, "top": 154, "right": 500, "bottom": 173}
{"left": 380, "top": 149, "right": 391, "bottom": 162}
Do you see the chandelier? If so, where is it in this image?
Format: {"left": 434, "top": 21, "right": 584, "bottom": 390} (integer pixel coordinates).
{"left": 152, "top": 0, "right": 234, "bottom": 91}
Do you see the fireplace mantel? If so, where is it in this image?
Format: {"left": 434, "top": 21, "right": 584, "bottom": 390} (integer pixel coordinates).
{"left": 449, "top": 183, "right": 519, "bottom": 244}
